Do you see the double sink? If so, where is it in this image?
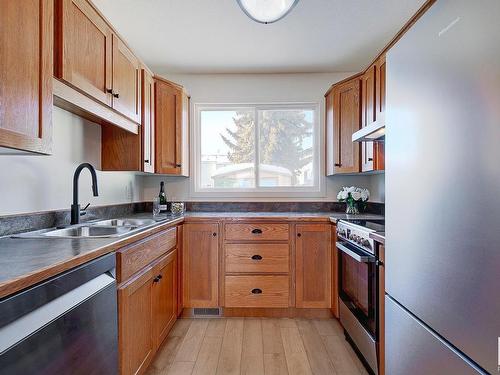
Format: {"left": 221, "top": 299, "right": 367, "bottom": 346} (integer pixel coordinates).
{"left": 16, "top": 218, "right": 159, "bottom": 239}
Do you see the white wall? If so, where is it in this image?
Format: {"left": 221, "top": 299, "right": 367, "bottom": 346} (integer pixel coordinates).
{"left": 0, "top": 107, "right": 143, "bottom": 216}
{"left": 143, "top": 73, "right": 385, "bottom": 203}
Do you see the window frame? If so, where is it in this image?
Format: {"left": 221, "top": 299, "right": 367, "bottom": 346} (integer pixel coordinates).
{"left": 191, "top": 102, "right": 325, "bottom": 198}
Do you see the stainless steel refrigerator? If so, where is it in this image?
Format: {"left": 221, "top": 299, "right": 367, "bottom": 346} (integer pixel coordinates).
{"left": 385, "top": 1, "right": 500, "bottom": 374}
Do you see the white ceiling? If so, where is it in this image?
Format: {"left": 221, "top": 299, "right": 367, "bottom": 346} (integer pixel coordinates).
{"left": 93, "top": 0, "right": 426, "bottom": 74}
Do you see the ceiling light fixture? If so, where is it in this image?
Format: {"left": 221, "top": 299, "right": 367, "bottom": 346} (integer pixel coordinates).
{"left": 236, "top": 0, "right": 300, "bottom": 24}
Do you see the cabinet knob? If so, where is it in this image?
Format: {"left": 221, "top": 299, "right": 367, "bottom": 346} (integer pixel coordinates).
{"left": 297, "top": 233, "right": 301, "bottom": 237}
{"left": 144, "top": 159, "right": 150, "bottom": 163}
{"left": 251, "top": 288, "right": 263, "bottom": 294}
{"left": 153, "top": 277, "right": 160, "bottom": 283}
{"left": 368, "top": 158, "right": 373, "bottom": 161}
{"left": 113, "top": 93, "right": 120, "bottom": 98}
{"left": 213, "top": 232, "right": 217, "bottom": 237}
{"left": 106, "top": 88, "right": 113, "bottom": 94}
{"left": 175, "top": 164, "right": 182, "bottom": 168}
{"left": 251, "top": 254, "right": 263, "bottom": 261}
{"left": 251, "top": 228, "right": 262, "bottom": 234}
{"left": 334, "top": 163, "right": 341, "bottom": 167}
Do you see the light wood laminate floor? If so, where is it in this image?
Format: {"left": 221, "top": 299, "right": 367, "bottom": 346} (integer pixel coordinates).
{"left": 146, "top": 318, "right": 368, "bottom": 375}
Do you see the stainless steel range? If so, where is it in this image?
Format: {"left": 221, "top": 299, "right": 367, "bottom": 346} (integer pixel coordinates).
{"left": 336, "top": 219, "right": 384, "bottom": 375}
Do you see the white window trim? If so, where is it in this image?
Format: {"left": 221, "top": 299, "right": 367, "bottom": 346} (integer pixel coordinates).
{"left": 191, "top": 102, "right": 325, "bottom": 198}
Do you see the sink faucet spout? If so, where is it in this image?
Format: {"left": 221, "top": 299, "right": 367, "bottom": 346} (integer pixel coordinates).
{"left": 71, "top": 163, "right": 99, "bottom": 225}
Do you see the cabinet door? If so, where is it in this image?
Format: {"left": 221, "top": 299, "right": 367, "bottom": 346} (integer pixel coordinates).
{"left": 0, "top": 0, "right": 53, "bottom": 154}
{"left": 155, "top": 79, "right": 187, "bottom": 175}
{"left": 152, "top": 250, "right": 178, "bottom": 350}
{"left": 112, "top": 35, "right": 141, "bottom": 123}
{"left": 296, "top": 224, "right": 332, "bottom": 308}
{"left": 325, "top": 90, "right": 336, "bottom": 176}
{"left": 183, "top": 223, "right": 219, "bottom": 307}
{"left": 374, "top": 55, "right": 386, "bottom": 171}
{"left": 361, "top": 66, "right": 376, "bottom": 172}
{"left": 377, "top": 244, "right": 386, "bottom": 375}
{"left": 331, "top": 225, "right": 339, "bottom": 318}
{"left": 56, "top": 0, "right": 112, "bottom": 106}
{"left": 118, "top": 267, "right": 154, "bottom": 375}
{"left": 142, "top": 69, "right": 155, "bottom": 173}
{"left": 333, "top": 79, "right": 361, "bottom": 173}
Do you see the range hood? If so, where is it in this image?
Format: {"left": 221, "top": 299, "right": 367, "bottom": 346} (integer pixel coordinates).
{"left": 352, "top": 119, "right": 385, "bottom": 142}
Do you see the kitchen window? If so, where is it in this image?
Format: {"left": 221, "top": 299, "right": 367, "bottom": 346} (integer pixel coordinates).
{"left": 193, "top": 103, "right": 322, "bottom": 197}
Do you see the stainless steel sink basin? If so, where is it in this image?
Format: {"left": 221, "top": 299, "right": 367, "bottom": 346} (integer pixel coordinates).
{"left": 43, "top": 225, "right": 137, "bottom": 238}
{"left": 11, "top": 216, "right": 167, "bottom": 239}
{"left": 93, "top": 218, "right": 156, "bottom": 227}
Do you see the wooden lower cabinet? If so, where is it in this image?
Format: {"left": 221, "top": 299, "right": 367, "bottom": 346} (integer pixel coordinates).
{"left": 377, "top": 244, "right": 386, "bottom": 375}
{"left": 117, "top": 227, "right": 179, "bottom": 375}
{"left": 152, "top": 250, "right": 178, "bottom": 350}
{"left": 183, "top": 222, "right": 219, "bottom": 307}
{"left": 295, "top": 224, "right": 332, "bottom": 308}
{"left": 118, "top": 267, "right": 154, "bottom": 375}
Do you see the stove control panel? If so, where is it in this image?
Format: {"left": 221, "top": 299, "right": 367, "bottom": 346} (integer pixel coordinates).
{"left": 336, "top": 221, "right": 375, "bottom": 254}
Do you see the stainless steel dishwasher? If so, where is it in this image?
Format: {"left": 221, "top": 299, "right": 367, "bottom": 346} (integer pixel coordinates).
{"left": 0, "top": 253, "right": 118, "bottom": 375}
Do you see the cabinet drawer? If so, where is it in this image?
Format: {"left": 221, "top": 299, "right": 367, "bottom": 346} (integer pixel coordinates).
{"left": 225, "top": 276, "right": 289, "bottom": 308}
{"left": 225, "top": 223, "right": 289, "bottom": 241}
{"left": 225, "top": 244, "right": 289, "bottom": 273}
{"left": 117, "top": 227, "right": 177, "bottom": 283}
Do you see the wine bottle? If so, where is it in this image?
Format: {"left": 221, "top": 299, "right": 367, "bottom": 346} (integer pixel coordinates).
{"left": 159, "top": 181, "right": 168, "bottom": 213}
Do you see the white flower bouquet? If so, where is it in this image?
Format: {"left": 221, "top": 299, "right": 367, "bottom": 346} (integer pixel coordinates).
{"left": 337, "top": 186, "right": 370, "bottom": 214}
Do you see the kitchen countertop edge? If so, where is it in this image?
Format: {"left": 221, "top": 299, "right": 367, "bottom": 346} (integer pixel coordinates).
{"left": 0, "top": 211, "right": 384, "bottom": 299}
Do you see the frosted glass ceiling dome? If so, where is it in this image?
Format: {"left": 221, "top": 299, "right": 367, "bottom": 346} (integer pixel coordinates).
{"left": 237, "top": 0, "right": 300, "bottom": 24}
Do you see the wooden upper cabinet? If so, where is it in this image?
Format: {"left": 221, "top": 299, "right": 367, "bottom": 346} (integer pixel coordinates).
{"left": 326, "top": 78, "right": 361, "bottom": 174}
{"left": 374, "top": 55, "right": 386, "bottom": 171}
{"left": 118, "top": 267, "right": 154, "bottom": 375}
{"left": 155, "top": 78, "right": 189, "bottom": 176}
{"left": 101, "top": 67, "right": 154, "bottom": 172}
{"left": 152, "top": 250, "right": 178, "bottom": 351}
{"left": 325, "top": 91, "right": 335, "bottom": 176}
{"left": 55, "top": 0, "right": 113, "bottom": 106}
{"left": 183, "top": 223, "right": 219, "bottom": 308}
{"left": 295, "top": 224, "right": 332, "bottom": 308}
{"left": 0, "top": 0, "right": 53, "bottom": 154}
{"left": 142, "top": 69, "right": 155, "bottom": 173}
{"left": 112, "top": 35, "right": 141, "bottom": 123}
{"left": 376, "top": 54, "right": 386, "bottom": 121}
{"left": 361, "top": 66, "right": 376, "bottom": 172}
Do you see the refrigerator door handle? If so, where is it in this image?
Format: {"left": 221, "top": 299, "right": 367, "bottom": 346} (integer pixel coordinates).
{"left": 337, "top": 241, "right": 376, "bottom": 263}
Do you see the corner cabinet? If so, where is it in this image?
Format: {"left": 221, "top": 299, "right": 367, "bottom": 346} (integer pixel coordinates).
{"left": 325, "top": 77, "right": 361, "bottom": 175}
{"left": 155, "top": 77, "right": 190, "bottom": 176}
{"left": 101, "top": 67, "right": 155, "bottom": 172}
{"left": 0, "top": 0, "right": 53, "bottom": 154}
{"left": 183, "top": 223, "right": 219, "bottom": 307}
{"left": 295, "top": 224, "right": 332, "bottom": 308}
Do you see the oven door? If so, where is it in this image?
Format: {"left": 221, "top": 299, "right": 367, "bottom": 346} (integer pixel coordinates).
{"left": 337, "top": 240, "right": 377, "bottom": 338}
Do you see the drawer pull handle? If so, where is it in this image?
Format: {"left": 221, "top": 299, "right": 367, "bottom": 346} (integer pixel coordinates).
{"left": 251, "top": 228, "right": 262, "bottom": 234}
{"left": 251, "top": 288, "right": 263, "bottom": 294}
{"left": 251, "top": 254, "right": 262, "bottom": 260}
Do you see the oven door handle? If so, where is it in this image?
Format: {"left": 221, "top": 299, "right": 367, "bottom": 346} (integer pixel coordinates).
{"left": 337, "top": 241, "right": 376, "bottom": 263}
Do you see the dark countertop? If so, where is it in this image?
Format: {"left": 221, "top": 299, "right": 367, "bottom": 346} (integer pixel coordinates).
{"left": 370, "top": 232, "right": 385, "bottom": 245}
{"left": 0, "top": 214, "right": 183, "bottom": 299}
{"left": 184, "top": 211, "right": 384, "bottom": 222}
{"left": 0, "top": 211, "right": 384, "bottom": 299}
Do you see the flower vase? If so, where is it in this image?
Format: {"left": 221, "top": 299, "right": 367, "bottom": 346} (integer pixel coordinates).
{"left": 346, "top": 201, "right": 359, "bottom": 215}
